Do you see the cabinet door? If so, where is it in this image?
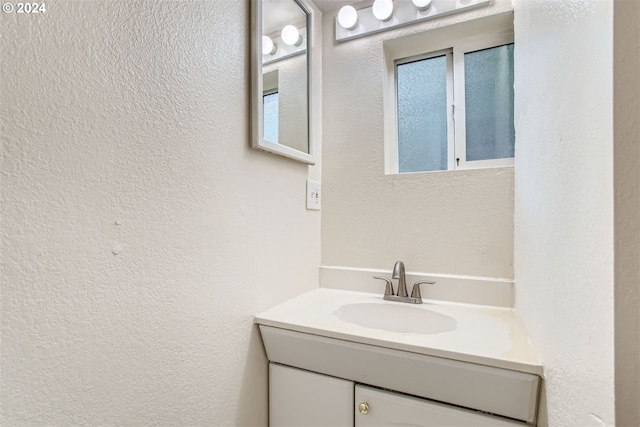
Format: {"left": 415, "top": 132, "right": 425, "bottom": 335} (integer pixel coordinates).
{"left": 270, "top": 363, "right": 354, "bottom": 427}
{"left": 355, "top": 385, "right": 526, "bottom": 427}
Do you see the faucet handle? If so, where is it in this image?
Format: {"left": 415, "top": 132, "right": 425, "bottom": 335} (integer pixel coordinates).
{"left": 373, "top": 276, "right": 394, "bottom": 296}
{"left": 410, "top": 280, "right": 436, "bottom": 299}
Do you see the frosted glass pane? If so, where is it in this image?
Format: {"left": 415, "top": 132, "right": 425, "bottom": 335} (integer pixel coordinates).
{"left": 397, "top": 55, "right": 448, "bottom": 173}
{"left": 464, "top": 44, "right": 514, "bottom": 161}
{"left": 263, "top": 92, "right": 279, "bottom": 143}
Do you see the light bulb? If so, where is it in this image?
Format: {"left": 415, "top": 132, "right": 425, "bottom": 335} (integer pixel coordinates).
{"left": 281, "top": 25, "right": 302, "bottom": 46}
{"left": 262, "top": 35, "right": 276, "bottom": 55}
{"left": 337, "top": 5, "right": 358, "bottom": 30}
{"left": 372, "top": 0, "right": 393, "bottom": 21}
{"left": 412, "top": 0, "right": 432, "bottom": 11}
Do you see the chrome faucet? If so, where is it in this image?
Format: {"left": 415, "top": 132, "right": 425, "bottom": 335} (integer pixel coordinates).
{"left": 392, "top": 261, "right": 408, "bottom": 297}
{"left": 373, "top": 261, "right": 435, "bottom": 304}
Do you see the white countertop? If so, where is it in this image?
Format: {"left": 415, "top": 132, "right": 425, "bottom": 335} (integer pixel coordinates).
{"left": 255, "top": 288, "right": 542, "bottom": 375}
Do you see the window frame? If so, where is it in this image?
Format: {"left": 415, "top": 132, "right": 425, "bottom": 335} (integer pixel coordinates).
{"left": 387, "top": 32, "right": 515, "bottom": 174}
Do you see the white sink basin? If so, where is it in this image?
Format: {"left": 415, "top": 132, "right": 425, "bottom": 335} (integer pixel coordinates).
{"left": 333, "top": 302, "right": 457, "bottom": 334}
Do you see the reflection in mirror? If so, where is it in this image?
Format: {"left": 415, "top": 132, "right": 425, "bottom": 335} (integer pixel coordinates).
{"left": 262, "top": 0, "right": 309, "bottom": 153}
{"left": 251, "top": 0, "right": 314, "bottom": 164}
{"left": 263, "top": 70, "right": 279, "bottom": 143}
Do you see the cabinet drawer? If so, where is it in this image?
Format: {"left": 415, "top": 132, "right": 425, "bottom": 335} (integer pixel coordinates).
{"left": 355, "top": 385, "right": 526, "bottom": 427}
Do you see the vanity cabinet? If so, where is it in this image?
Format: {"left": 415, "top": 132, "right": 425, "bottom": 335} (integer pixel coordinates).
{"left": 256, "top": 289, "right": 542, "bottom": 426}
{"left": 270, "top": 364, "right": 526, "bottom": 427}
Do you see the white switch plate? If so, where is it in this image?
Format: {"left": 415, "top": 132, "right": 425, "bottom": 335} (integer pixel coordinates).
{"left": 306, "top": 180, "right": 321, "bottom": 210}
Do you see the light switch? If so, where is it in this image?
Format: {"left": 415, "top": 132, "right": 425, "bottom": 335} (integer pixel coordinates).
{"left": 306, "top": 180, "right": 321, "bottom": 210}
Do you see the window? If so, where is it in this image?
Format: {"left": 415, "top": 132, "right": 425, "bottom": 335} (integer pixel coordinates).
{"left": 393, "top": 34, "right": 514, "bottom": 173}
{"left": 262, "top": 69, "right": 280, "bottom": 143}
{"left": 263, "top": 91, "right": 279, "bottom": 143}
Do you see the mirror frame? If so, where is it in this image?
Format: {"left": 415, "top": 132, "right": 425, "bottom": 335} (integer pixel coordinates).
{"left": 250, "top": 0, "right": 315, "bottom": 165}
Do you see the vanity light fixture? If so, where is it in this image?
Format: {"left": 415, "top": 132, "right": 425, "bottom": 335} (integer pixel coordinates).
{"left": 411, "top": 0, "right": 432, "bottom": 11}
{"left": 335, "top": 0, "right": 490, "bottom": 42}
{"left": 337, "top": 5, "right": 358, "bottom": 30}
{"left": 262, "top": 35, "right": 276, "bottom": 55}
{"left": 372, "top": 0, "right": 394, "bottom": 22}
{"left": 281, "top": 24, "right": 302, "bottom": 46}
{"left": 262, "top": 26, "right": 307, "bottom": 65}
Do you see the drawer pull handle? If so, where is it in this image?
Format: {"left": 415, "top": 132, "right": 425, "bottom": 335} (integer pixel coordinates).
{"left": 358, "top": 402, "right": 370, "bottom": 415}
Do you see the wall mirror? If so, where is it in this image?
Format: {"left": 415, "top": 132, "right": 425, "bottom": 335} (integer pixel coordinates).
{"left": 251, "top": 0, "right": 315, "bottom": 164}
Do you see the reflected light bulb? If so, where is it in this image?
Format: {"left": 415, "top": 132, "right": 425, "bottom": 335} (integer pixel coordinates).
{"left": 372, "top": 0, "right": 394, "bottom": 21}
{"left": 337, "top": 5, "right": 358, "bottom": 30}
{"left": 262, "top": 35, "right": 276, "bottom": 55}
{"left": 281, "top": 25, "right": 302, "bottom": 46}
{"left": 412, "top": 0, "right": 432, "bottom": 10}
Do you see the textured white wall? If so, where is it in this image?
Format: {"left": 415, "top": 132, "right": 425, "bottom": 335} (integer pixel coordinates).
{"left": 0, "top": 1, "right": 320, "bottom": 424}
{"left": 613, "top": 0, "right": 640, "bottom": 425}
{"left": 321, "top": 1, "right": 516, "bottom": 279}
{"left": 513, "top": 1, "right": 615, "bottom": 425}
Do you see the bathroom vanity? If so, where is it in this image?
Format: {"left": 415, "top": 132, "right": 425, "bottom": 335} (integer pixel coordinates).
{"left": 255, "top": 289, "right": 542, "bottom": 426}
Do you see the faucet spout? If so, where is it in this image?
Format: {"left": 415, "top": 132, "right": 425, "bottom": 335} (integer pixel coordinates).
{"left": 392, "top": 261, "right": 408, "bottom": 297}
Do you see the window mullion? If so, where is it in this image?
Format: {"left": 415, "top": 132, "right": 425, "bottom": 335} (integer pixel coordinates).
{"left": 452, "top": 46, "right": 467, "bottom": 170}
{"left": 446, "top": 52, "right": 456, "bottom": 171}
